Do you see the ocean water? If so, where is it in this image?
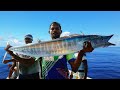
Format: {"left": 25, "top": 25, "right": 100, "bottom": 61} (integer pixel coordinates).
{"left": 0, "top": 47, "right": 10, "bottom": 79}
{"left": 0, "top": 47, "right": 120, "bottom": 79}
{"left": 86, "top": 47, "right": 120, "bottom": 79}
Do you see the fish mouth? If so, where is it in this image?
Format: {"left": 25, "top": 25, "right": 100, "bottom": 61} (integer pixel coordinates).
{"left": 103, "top": 42, "right": 116, "bottom": 47}
{"left": 109, "top": 34, "right": 114, "bottom": 38}
{"left": 107, "top": 34, "right": 115, "bottom": 46}
{"left": 105, "top": 34, "right": 114, "bottom": 42}
{"left": 103, "top": 34, "right": 115, "bottom": 47}
{"left": 107, "top": 34, "right": 114, "bottom": 40}
{"left": 108, "top": 42, "right": 116, "bottom": 46}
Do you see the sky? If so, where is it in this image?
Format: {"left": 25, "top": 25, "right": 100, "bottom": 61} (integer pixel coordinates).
{"left": 0, "top": 11, "right": 120, "bottom": 47}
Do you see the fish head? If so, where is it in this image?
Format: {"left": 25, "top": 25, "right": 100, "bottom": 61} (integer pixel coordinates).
{"left": 88, "top": 34, "right": 115, "bottom": 48}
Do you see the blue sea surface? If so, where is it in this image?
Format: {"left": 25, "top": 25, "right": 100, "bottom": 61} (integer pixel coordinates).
{"left": 86, "top": 47, "right": 120, "bottom": 79}
{"left": 0, "top": 47, "right": 120, "bottom": 79}
{"left": 0, "top": 47, "right": 11, "bottom": 79}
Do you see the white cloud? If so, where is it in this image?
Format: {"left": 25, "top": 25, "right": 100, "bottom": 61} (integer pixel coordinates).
{"left": 0, "top": 37, "right": 24, "bottom": 47}
{"left": 61, "top": 31, "right": 71, "bottom": 37}
{"left": 3, "top": 35, "right": 24, "bottom": 46}
{"left": 7, "top": 39, "right": 24, "bottom": 46}
{"left": 11, "top": 39, "right": 24, "bottom": 45}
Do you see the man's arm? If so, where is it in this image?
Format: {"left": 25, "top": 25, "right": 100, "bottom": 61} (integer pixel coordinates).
{"left": 5, "top": 45, "right": 35, "bottom": 67}
{"left": 69, "top": 41, "right": 94, "bottom": 73}
{"left": 3, "top": 59, "right": 16, "bottom": 64}
{"left": 10, "top": 51, "right": 35, "bottom": 67}
{"left": 69, "top": 50, "right": 85, "bottom": 72}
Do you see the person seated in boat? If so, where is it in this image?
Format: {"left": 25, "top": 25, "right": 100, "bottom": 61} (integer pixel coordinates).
{"left": 3, "top": 58, "right": 18, "bottom": 79}
{"left": 5, "top": 34, "right": 42, "bottom": 79}
{"left": 41, "top": 22, "right": 94, "bottom": 79}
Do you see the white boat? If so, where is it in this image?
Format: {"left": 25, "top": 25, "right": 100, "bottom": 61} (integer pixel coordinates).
{"left": 68, "top": 70, "right": 92, "bottom": 79}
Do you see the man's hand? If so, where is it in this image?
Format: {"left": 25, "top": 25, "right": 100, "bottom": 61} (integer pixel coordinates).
{"left": 4, "top": 44, "right": 13, "bottom": 55}
{"left": 82, "top": 41, "right": 94, "bottom": 53}
{"left": 5, "top": 44, "right": 12, "bottom": 51}
{"left": 3, "top": 60, "right": 9, "bottom": 64}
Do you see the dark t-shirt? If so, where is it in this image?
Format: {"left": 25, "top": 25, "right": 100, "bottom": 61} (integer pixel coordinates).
{"left": 44, "top": 54, "right": 75, "bottom": 79}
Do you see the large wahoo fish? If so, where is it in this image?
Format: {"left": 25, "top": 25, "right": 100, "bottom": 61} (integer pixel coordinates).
{"left": 9, "top": 34, "right": 115, "bottom": 57}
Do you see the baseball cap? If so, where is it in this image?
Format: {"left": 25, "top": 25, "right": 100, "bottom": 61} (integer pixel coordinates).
{"left": 25, "top": 34, "right": 33, "bottom": 41}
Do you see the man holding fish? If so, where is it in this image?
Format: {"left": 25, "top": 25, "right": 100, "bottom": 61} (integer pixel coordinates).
{"left": 4, "top": 21, "right": 114, "bottom": 79}
{"left": 42, "top": 22, "right": 94, "bottom": 79}
{"left": 4, "top": 34, "right": 42, "bottom": 79}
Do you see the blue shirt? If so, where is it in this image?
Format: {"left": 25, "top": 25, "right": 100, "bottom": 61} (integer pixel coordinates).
{"left": 45, "top": 54, "right": 75, "bottom": 79}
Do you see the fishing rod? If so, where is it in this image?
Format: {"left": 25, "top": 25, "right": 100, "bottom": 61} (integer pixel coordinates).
{"left": 2, "top": 42, "right": 9, "bottom": 63}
